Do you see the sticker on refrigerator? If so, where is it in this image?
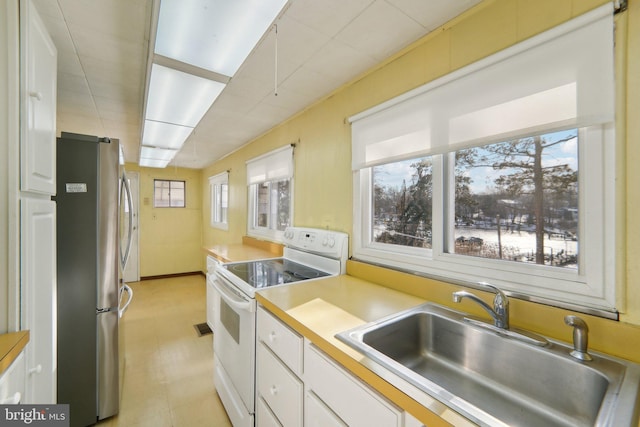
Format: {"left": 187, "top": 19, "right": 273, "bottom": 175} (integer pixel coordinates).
{"left": 65, "top": 183, "right": 87, "bottom": 193}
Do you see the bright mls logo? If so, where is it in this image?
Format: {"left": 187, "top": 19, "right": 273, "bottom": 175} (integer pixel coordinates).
{"left": 0, "top": 405, "right": 69, "bottom": 426}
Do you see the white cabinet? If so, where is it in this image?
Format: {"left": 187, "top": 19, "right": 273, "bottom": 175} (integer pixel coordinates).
{"left": 305, "top": 390, "right": 347, "bottom": 427}
{"left": 20, "top": 0, "right": 57, "bottom": 195}
{"left": 304, "top": 341, "right": 404, "bottom": 427}
{"left": 256, "top": 307, "right": 304, "bottom": 427}
{"left": 256, "top": 397, "right": 282, "bottom": 427}
{"left": 0, "top": 351, "right": 26, "bottom": 405}
{"left": 256, "top": 343, "right": 303, "bottom": 427}
{"left": 20, "top": 197, "right": 56, "bottom": 403}
{"left": 256, "top": 306, "right": 427, "bottom": 427}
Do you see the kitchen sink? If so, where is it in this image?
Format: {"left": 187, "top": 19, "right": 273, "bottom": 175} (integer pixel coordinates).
{"left": 336, "top": 303, "right": 640, "bottom": 427}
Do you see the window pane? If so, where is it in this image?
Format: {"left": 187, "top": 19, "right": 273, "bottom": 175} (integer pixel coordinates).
{"left": 154, "top": 180, "right": 170, "bottom": 207}
{"left": 221, "top": 183, "right": 228, "bottom": 223}
{"left": 275, "top": 179, "right": 290, "bottom": 231}
{"left": 154, "top": 180, "right": 185, "bottom": 208}
{"left": 169, "top": 181, "right": 185, "bottom": 207}
{"left": 257, "top": 183, "right": 269, "bottom": 227}
{"left": 372, "top": 158, "right": 432, "bottom": 248}
{"left": 454, "top": 130, "right": 578, "bottom": 268}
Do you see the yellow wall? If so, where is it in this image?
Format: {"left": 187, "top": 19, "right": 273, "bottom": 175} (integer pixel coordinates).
{"left": 127, "top": 164, "right": 203, "bottom": 277}
{"left": 201, "top": 0, "right": 640, "bottom": 331}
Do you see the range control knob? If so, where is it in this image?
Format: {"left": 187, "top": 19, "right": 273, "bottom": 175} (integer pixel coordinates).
{"left": 328, "top": 237, "right": 335, "bottom": 248}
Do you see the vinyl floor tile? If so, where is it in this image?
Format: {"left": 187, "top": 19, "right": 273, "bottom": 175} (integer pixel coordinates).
{"left": 97, "top": 275, "right": 231, "bottom": 427}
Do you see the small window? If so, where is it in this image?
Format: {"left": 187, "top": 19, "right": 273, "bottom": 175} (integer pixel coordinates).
{"left": 209, "top": 172, "right": 229, "bottom": 230}
{"left": 246, "top": 146, "right": 294, "bottom": 241}
{"left": 154, "top": 180, "right": 185, "bottom": 208}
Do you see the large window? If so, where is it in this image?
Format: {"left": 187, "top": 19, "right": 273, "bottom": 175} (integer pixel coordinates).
{"left": 247, "top": 146, "right": 293, "bottom": 241}
{"left": 154, "top": 179, "right": 185, "bottom": 208}
{"left": 209, "top": 172, "right": 229, "bottom": 230}
{"left": 352, "top": 5, "right": 617, "bottom": 312}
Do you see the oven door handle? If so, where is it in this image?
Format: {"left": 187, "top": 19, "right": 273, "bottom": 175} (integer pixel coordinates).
{"left": 212, "top": 277, "right": 255, "bottom": 313}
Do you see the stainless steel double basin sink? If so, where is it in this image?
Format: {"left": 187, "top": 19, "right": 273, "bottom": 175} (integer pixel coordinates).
{"left": 336, "top": 303, "right": 640, "bottom": 427}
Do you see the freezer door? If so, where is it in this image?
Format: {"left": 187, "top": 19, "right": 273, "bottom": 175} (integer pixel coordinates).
{"left": 97, "top": 309, "right": 119, "bottom": 420}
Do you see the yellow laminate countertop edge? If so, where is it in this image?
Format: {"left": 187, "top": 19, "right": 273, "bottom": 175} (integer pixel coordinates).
{"left": 202, "top": 243, "right": 283, "bottom": 264}
{"left": 256, "top": 285, "right": 461, "bottom": 427}
{"left": 0, "top": 331, "right": 29, "bottom": 376}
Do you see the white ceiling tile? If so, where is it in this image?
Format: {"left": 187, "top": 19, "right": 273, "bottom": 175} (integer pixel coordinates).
{"left": 56, "top": 51, "right": 84, "bottom": 77}
{"left": 56, "top": 72, "right": 91, "bottom": 95}
{"left": 40, "top": 0, "right": 480, "bottom": 166}
{"left": 69, "top": 25, "right": 146, "bottom": 64}
{"left": 274, "top": 16, "right": 331, "bottom": 67}
{"left": 335, "top": 0, "right": 426, "bottom": 61}
{"left": 388, "top": 0, "right": 482, "bottom": 30}
{"left": 286, "top": 0, "right": 374, "bottom": 37}
{"left": 58, "top": 0, "right": 151, "bottom": 43}
{"left": 304, "top": 39, "right": 378, "bottom": 83}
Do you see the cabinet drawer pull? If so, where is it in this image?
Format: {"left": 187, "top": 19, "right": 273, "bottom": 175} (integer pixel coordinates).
{"left": 29, "top": 91, "right": 42, "bottom": 101}
{"left": 270, "top": 385, "right": 278, "bottom": 396}
{"left": 269, "top": 331, "right": 277, "bottom": 342}
{"left": 29, "top": 364, "right": 42, "bottom": 375}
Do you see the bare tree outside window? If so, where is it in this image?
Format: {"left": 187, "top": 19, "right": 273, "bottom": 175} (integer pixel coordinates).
{"left": 373, "top": 158, "right": 433, "bottom": 248}
{"left": 370, "top": 130, "right": 579, "bottom": 269}
{"left": 454, "top": 130, "right": 578, "bottom": 268}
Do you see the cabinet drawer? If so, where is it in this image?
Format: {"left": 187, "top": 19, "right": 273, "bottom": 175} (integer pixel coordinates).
{"left": 257, "top": 343, "right": 303, "bottom": 427}
{"left": 256, "top": 397, "right": 282, "bottom": 427}
{"left": 305, "top": 390, "right": 347, "bottom": 427}
{"left": 0, "top": 352, "right": 25, "bottom": 405}
{"left": 304, "top": 342, "right": 402, "bottom": 427}
{"left": 257, "top": 306, "right": 303, "bottom": 374}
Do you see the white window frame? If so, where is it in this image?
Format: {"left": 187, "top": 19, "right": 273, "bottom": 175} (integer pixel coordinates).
{"left": 351, "top": 4, "right": 618, "bottom": 312}
{"left": 246, "top": 146, "right": 294, "bottom": 242}
{"left": 209, "top": 171, "right": 228, "bottom": 230}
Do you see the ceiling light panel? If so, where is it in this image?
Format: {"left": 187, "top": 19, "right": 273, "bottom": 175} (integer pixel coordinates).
{"left": 140, "top": 146, "right": 179, "bottom": 161}
{"left": 142, "top": 120, "right": 193, "bottom": 149}
{"left": 146, "top": 64, "right": 225, "bottom": 127}
{"left": 154, "top": 0, "right": 288, "bottom": 77}
{"left": 139, "top": 158, "right": 171, "bottom": 168}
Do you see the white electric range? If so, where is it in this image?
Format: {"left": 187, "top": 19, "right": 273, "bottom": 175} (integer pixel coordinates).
{"left": 211, "top": 227, "right": 349, "bottom": 427}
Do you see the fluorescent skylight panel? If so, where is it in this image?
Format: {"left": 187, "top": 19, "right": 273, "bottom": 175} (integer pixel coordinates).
{"left": 139, "top": 158, "right": 170, "bottom": 168}
{"left": 154, "top": 0, "right": 288, "bottom": 77}
{"left": 146, "top": 64, "right": 225, "bottom": 127}
{"left": 142, "top": 120, "right": 193, "bottom": 150}
{"left": 140, "top": 146, "right": 178, "bottom": 161}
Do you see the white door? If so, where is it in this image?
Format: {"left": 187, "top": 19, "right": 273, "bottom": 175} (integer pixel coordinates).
{"left": 21, "top": 197, "right": 56, "bottom": 403}
{"left": 122, "top": 172, "right": 139, "bottom": 282}
{"left": 21, "top": 0, "right": 56, "bottom": 196}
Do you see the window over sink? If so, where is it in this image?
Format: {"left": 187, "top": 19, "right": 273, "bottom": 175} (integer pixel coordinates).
{"left": 350, "top": 5, "right": 617, "bottom": 313}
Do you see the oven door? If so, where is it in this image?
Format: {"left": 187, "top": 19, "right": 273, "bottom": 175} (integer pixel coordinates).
{"left": 212, "top": 273, "right": 256, "bottom": 426}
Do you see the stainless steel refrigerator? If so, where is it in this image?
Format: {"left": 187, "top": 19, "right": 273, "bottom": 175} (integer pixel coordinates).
{"left": 54, "top": 132, "right": 133, "bottom": 426}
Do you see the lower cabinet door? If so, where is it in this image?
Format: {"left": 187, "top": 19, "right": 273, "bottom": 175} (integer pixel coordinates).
{"left": 256, "top": 397, "right": 282, "bottom": 427}
{"left": 305, "top": 390, "right": 347, "bottom": 427}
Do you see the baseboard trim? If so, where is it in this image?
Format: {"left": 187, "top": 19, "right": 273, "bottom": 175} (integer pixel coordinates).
{"left": 140, "top": 271, "right": 205, "bottom": 281}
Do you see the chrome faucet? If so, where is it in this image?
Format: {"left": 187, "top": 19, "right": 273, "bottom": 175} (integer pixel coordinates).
{"left": 564, "top": 315, "right": 593, "bottom": 361}
{"left": 453, "top": 282, "right": 509, "bottom": 329}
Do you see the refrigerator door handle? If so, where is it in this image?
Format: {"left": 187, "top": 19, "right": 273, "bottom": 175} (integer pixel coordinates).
{"left": 120, "top": 171, "right": 134, "bottom": 270}
{"left": 119, "top": 284, "right": 133, "bottom": 318}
